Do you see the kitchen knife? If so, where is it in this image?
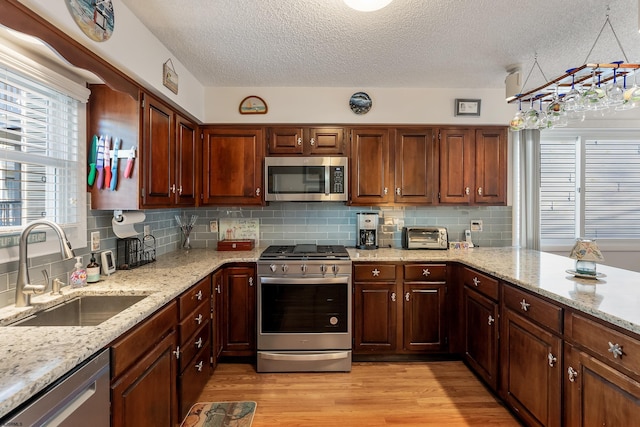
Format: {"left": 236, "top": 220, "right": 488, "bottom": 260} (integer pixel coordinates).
{"left": 104, "top": 135, "right": 111, "bottom": 189}
{"left": 124, "top": 146, "right": 135, "bottom": 178}
{"left": 87, "top": 135, "right": 98, "bottom": 186}
{"left": 96, "top": 135, "right": 105, "bottom": 189}
{"left": 110, "top": 138, "right": 120, "bottom": 191}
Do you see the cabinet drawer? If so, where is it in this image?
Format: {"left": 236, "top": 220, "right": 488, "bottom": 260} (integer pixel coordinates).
{"left": 178, "top": 276, "right": 212, "bottom": 318}
{"left": 462, "top": 267, "right": 499, "bottom": 300}
{"left": 404, "top": 264, "right": 446, "bottom": 282}
{"left": 566, "top": 311, "right": 640, "bottom": 377}
{"left": 178, "top": 345, "right": 212, "bottom": 421}
{"left": 111, "top": 301, "right": 178, "bottom": 379}
{"left": 180, "top": 321, "right": 211, "bottom": 373}
{"left": 502, "top": 285, "right": 562, "bottom": 334}
{"left": 354, "top": 264, "right": 396, "bottom": 281}
{"left": 179, "top": 301, "right": 210, "bottom": 342}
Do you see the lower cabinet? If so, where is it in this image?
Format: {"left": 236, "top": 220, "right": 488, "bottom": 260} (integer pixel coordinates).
{"left": 220, "top": 265, "right": 256, "bottom": 357}
{"left": 177, "top": 276, "right": 212, "bottom": 420}
{"left": 110, "top": 302, "right": 179, "bottom": 427}
{"left": 353, "top": 263, "right": 447, "bottom": 355}
{"left": 499, "top": 285, "right": 563, "bottom": 427}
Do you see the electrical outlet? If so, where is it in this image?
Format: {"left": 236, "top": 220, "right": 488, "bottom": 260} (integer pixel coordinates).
{"left": 209, "top": 220, "right": 218, "bottom": 233}
{"left": 144, "top": 225, "right": 151, "bottom": 237}
{"left": 90, "top": 231, "right": 100, "bottom": 251}
{"left": 470, "top": 220, "right": 483, "bottom": 232}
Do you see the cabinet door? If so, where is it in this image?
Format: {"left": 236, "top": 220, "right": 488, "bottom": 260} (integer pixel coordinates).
{"left": 438, "top": 128, "right": 473, "bottom": 204}
{"left": 564, "top": 343, "right": 640, "bottom": 427}
{"left": 221, "top": 266, "right": 256, "bottom": 356}
{"left": 111, "top": 330, "right": 178, "bottom": 427}
{"left": 308, "top": 127, "right": 346, "bottom": 155}
{"left": 350, "top": 128, "right": 392, "bottom": 204}
{"left": 474, "top": 128, "right": 507, "bottom": 205}
{"left": 500, "top": 307, "right": 562, "bottom": 427}
{"left": 141, "top": 93, "right": 174, "bottom": 207}
{"left": 202, "top": 127, "right": 264, "bottom": 206}
{"left": 267, "top": 127, "right": 304, "bottom": 154}
{"left": 353, "top": 283, "right": 397, "bottom": 353}
{"left": 394, "top": 128, "right": 437, "bottom": 204}
{"left": 403, "top": 283, "right": 446, "bottom": 352}
{"left": 463, "top": 286, "right": 499, "bottom": 390}
{"left": 175, "top": 114, "right": 198, "bottom": 206}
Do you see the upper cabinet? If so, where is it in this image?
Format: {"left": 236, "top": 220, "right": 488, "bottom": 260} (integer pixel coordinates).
{"left": 87, "top": 85, "right": 198, "bottom": 210}
{"left": 267, "top": 126, "right": 346, "bottom": 155}
{"left": 350, "top": 127, "right": 438, "bottom": 206}
{"left": 439, "top": 126, "right": 507, "bottom": 205}
{"left": 201, "top": 126, "right": 264, "bottom": 206}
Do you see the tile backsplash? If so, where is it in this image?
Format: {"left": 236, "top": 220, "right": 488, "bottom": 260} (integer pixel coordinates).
{"left": 0, "top": 201, "right": 511, "bottom": 308}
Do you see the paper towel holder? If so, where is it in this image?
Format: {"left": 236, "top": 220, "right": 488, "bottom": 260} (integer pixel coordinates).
{"left": 113, "top": 210, "right": 124, "bottom": 222}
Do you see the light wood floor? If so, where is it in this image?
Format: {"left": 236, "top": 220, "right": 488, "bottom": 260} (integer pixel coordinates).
{"left": 196, "top": 361, "right": 522, "bottom": 426}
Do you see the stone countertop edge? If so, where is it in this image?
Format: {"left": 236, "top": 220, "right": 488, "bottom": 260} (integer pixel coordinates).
{"left": 1, "top": 246, "right": 639, "bottom": 419}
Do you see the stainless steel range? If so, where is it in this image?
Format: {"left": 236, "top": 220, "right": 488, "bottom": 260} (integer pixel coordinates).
{"left": 257, "top": 244, "right": 352, "bottom": 372}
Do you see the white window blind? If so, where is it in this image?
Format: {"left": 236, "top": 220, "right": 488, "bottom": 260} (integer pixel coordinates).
{"left": 0, "top": 63, "right": 80, "bottom": 230}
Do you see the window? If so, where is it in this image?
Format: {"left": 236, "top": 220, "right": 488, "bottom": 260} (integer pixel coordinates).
{"left": 540, "top": 130, "right": 640, "bottom": 250}
{"left": 0, "top": 38, "right": 88, "bottom": 259}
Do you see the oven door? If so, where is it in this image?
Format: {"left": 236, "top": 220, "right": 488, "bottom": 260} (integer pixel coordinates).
{"left": 257, "top": 276, "right": 352, "bottom": 351}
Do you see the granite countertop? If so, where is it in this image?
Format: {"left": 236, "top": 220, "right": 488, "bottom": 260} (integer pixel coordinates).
{"left": 0, "top": 246, "right": 639, "bottom": 419}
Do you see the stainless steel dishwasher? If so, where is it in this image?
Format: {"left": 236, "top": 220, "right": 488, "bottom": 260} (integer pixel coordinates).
{"left": 3, "top": 349, "right": 110, "bottom": 426}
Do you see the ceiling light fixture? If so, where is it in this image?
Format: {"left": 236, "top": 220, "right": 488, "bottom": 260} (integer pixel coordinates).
{"left": 343, "top": 0, "right": 393, "bottom": 12}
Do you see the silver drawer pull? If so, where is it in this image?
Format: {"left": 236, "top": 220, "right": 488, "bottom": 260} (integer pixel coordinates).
{"left": 520, "top": 299, "right": 530, "bottom": 312}
{"left": 391, "top": 292, "right": 396, "bottom": 302}
{"left": 568, "top": 367, "right": 578, "bottom": 382}
{"left": 608, "top": 342, "right": 623, "bottom": 359}
{"left": 473, "top": 276, "right": 480, "bottom": 286}
{"left": 372, "top": 268, "right": 380, "bottom": 277}
{"left": 195, "top": 361, "right": 204, "bottom": 372}
{"left": 195, "top": 290, "right": 203, "bottom": 301}
{"left": 488, "top": 315, "right": 495, "bottom": 325}
{"left": 423, "top": 268, "right": 430, "bottom": 277}
{"left": 195, "top": 337, "right": 203, "bottom": 349}
{"left": 195, "top": 313, "right": 203, "bottom": 325}
{"left": 173, "top": 346, "right": 181, "bottom": 359}
{"left": 548, "top": 352, "right": 557, "bottom": 367}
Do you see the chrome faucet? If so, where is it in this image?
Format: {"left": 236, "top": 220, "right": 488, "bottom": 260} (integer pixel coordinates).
{"left": 15, "top": 219, "right": 75, "bottom": 307}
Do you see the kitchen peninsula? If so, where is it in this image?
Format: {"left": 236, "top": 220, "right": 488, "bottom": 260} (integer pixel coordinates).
{"left": 0, "top": 246, "right": 638, "bottom": 424}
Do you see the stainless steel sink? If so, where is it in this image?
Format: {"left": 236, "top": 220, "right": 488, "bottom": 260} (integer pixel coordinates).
{"left": 10, "top": 295, "right": 148, "bottom": 327}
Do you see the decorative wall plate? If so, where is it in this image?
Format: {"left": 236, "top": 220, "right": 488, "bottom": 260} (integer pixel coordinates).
{"left": 349, "top": 92, "right": 372, "bottom": 114}
{"left": 65, "top": 0, "right": 115, "bottom": 42}
{"left": 239, "top": 96, "right": 268, "bottom": 114}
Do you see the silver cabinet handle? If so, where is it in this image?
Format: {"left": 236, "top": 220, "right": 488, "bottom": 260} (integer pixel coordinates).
{"left": 473, "top": 276, "right": 480, "bottom": 286}
{"left": 465, "top": 186, "right": 470, "bottom": 195}
{"left": 478, "top": 187, "right": 483, "bottom": 196}
{"left": 173, "top": 346, "right": 181, "bottom": 359}
{"left": 216, "top": 284, "right": 221, "bottom": 293}
{"left": 488, "top": 315, "right": 495, "bottom": 325}
{"left": 249, "top": 277, "right": 254, "bottom": 286}
{"left": 195, "top": 290, "right": 203, "bottom": 301}
{"left": 297, "top": 137, "right": 302, "bottom": 146}
{"left": 568, "top": 366, "right": 578, "bottom": 382}
{"left": 423, "top": 268, "right": 431, "bottom": 277}
{"left": 608, "top": 342, "right": 623, "bottom": 359}
{"left": 195, "top": 337, "right": 203, "bottom": 349}
{"left": 171, "top": 184, "right": 176, "bottom": 193}
{"left": 520, "top": 299, "right": 531, "bottom": 312}
{"left": 405, "top": 292, "right": 410, "bottom": 302}
{"left": 195, "top": 361, "right": 204, "bottom": 372}
{"left": 384, "top": 187, "right": 388, "bottom": 195}
{"left": 255, "top": 187, "right": 261, "bottom": 196}
{"left": 195, "top": 313, "right": 203, "bottom": 325}
{"left": 310, "top": 137, "right": 315, "bottom": 146}
{"left": 548, "top": 352, "right": 557, "bottom": 367}
{"left": 391, "top": 292, "right": 396, "bottom": 302}
{"left": 396, "top": 188, "right": 401, "bottom": 195}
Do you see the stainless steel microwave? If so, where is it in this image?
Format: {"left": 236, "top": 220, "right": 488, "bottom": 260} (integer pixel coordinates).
{"left": 264, "top": 156, "right": 348, "bottom": 202}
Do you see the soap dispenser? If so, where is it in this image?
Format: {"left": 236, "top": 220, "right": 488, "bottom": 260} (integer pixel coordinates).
{"left": 70, "top": 256, "right": 87, "bottom": 288}
{"left": 86, "top": 253, "right": 101, "bottom": 283}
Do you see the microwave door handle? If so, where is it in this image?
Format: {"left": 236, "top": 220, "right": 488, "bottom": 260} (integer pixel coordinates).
{"left": 325, "top": 166, "right": 330, "bottom": 195}
{"left": 260, "top": 276, "right": 350, "bottom": 285}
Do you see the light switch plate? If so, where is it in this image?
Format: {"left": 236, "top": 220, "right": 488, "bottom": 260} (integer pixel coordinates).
{"left": 90, "top": 231, "right": 100, "bottom": 251}
{"left": 209, "top": 220, "right": 218, "bottom": 233}
{"left": 144, "top": 225, "right": 151, "bottom": 237}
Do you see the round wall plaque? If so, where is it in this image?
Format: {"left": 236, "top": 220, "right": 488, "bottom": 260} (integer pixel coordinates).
{"left": 65, "top": 0, "right": 115, "bottom": 42}
{"left": 349, "top": 92, "right": 372, "bottom": 114}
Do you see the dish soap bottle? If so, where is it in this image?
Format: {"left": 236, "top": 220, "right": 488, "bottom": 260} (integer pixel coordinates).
{"left": 86, "top": 253, "right": 101, "bottom": 283}
{"left": 70, "top": 256, "right": 87, "bottom": 288}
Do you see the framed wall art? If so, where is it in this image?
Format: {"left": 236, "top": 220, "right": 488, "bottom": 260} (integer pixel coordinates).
{"left": 454, "top": 99, "right": 481, "bottom": 116}
{"left": 65, "top": 0, "right": 115, "bottom": 42}
{"left": 239, "top": 96, "right": 268, "bottom": 114}
{"left": 163, "top": 59, "right": 179, "bottom": 94}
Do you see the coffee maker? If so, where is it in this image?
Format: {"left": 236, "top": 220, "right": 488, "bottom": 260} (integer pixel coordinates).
{"left": 356, "top": 213, "right": 379, "bottom": 249}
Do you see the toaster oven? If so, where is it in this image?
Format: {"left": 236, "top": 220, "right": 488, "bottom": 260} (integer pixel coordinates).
{"left": 401, "top": 226, "right": 448, "bottom": 250}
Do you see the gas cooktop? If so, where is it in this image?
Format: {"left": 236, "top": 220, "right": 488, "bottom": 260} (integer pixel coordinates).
{"left": 259, "top": 244, "right": 350, "bottom": 260}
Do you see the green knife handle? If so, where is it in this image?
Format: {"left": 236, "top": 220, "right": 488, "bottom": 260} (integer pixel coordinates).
{"left": 88, "top": 163, "right": 97, "bottom": 185}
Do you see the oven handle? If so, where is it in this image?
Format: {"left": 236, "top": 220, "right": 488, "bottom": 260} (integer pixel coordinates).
{"left": 259, "top": 276, "right": 350, "bottom": 285}
{"left": 259, "top": 351, "right": 351, "bottom": 361}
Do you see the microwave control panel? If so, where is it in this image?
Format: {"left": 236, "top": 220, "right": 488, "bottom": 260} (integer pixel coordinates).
{"left": 330, "top": 166, "right": 345, "bottom": 194}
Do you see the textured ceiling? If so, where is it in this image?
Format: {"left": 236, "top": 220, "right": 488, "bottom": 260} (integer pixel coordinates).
{"left": 120, "top": 0, "right": 640, "bottom": 89}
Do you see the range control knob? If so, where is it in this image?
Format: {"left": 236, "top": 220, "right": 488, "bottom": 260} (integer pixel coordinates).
{"left": 269, "top": 264, "right": 277, "bottom": 272}
{"left": 282, "top": 264, "right": 289, "bottom": 273}
{"left": 301, "top": 264, "right": 307, "bottom": 273}
{"left": 320, "top": 264, "right": 327, "bottom": 274}
{"left": 332, "top": 264, "right": 340, "bottom": 274}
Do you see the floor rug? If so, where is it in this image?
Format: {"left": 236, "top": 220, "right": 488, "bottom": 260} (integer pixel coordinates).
{"left": 180, "top": 401, "right": 257, "bottom": 427}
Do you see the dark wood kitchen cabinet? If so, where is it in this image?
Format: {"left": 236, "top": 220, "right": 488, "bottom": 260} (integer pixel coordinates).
{"left": 267, "top": 126, "right": 346, "bottom": 155}
{"left": 500, "top": 284, "right": 563, "bottom": 427}
{"left": 110, "top": 302, "right": 178, "bottom": 427}
{"left": 220, "top": 265, "right": 256, "bottom": 356}
{"left": 350, "top": 127, "right": 438, "bottom": 206}
{"left": 439, "top": 126, "right": 507, "bottom": 205}
{"left": 201, "top": 127, "right": 264, "bottom": 206}
{"left": 177, "top": 276, "right": 212, "bottom": 421}
{"left": 462, "top": 267, "right": 499, "bottom": 391}
{"left": 87, "top": 85, "right": 198, "bottom": 209}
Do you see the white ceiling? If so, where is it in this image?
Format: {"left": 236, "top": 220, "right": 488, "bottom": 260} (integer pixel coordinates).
{"left": 120, "top": 0, "right": 640, "bottom": 90}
